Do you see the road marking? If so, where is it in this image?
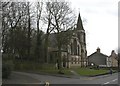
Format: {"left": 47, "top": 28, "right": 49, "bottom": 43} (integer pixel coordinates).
{"left": 103, "top": 78, "right": 118, "bottom": 84}
{"left": 112, "top": 79, "right": 117, "bottom": 82}
{"left": 104, "top": 82, "right": 110, "bottom": 84}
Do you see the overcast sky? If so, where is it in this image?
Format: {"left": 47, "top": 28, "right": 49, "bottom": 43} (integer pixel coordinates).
{"left": 4, "top": 0, "right": 118, "bottom": 56}
{"left": 67, "top": 0, "right": 119, "bottom": 56}
{"left": 28, "top": 0, "right": 118, "bottom": 56}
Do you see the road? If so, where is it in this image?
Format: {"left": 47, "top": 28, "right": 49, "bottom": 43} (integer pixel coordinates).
{"left": 3, "top": 71, "right": 119, "bottom": 85}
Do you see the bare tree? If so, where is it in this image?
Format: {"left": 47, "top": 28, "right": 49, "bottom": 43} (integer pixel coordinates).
{"left": 34, "top": 1, "right": 43, "bottom": 62}
{"left": 26, "top": 2, "right": 32, "bottom": 60}
{"left": 2, "top": 2, "right": 27, "bottom": 56}
{"left": 2, "top": 2, "right": 36, "bottom": 61}
{"left": 44, "top": 0, "right": 75, "bottom": 71}
{"left": 42, "top": 1, "right": 55, "bottom": 63}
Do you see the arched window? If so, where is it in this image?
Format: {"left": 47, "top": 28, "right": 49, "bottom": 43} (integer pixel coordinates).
{"left": 84, "top": 33, "right": 85, "bottom": 43}
{"left": 71, "top": 43, "right": 73, "bottom": 55}
{"left": 73, "top": 39, "right": 77, "bottom": 55}
{"left": 77, "top": 45, "right": 80, "bottom": 55}
{"left": 81, "top": 49, "right": 84, "bottom": 53}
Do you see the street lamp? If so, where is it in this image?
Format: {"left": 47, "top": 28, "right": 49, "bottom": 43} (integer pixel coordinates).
{"left": 91, "top": 63, "right": 94, "bottom": 66}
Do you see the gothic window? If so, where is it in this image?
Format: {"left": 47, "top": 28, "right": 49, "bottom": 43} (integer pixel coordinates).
{"left": 71, "top": 43, "right": 73, "bottom": 55}
{"left": 73, "top": 39, "right": 77, "bottom": 55}
{"left": 84, "top": 33, "right": 85, "bottom": 43}
{"left": 77, "top": 45, "right": 80, "bottom": 55}
{"left": 81, "top": 49, "right": 84, "bottom": 53}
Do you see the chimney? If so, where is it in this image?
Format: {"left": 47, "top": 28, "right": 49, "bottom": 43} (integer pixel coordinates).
{"left": 96, "top": 47, "right": 100, "bottom": 53}
{"left": 111, "top": 50, "right": 115, "bottom": 54}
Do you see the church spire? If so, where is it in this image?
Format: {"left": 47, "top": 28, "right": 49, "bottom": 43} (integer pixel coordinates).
{"left": 76, "top": 13, "right": 84, "bottom": 30}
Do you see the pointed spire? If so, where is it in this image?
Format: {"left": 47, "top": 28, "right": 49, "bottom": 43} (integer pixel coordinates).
{"left": 76, "top": 13, "right": 84, "bottom": 30}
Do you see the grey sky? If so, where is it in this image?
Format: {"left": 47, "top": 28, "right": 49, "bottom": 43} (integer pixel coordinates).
{"left": 3, "top": 0, "right": 118, "bottom": 56}
{"left": 68, "top": 0, "right": 118, "bottom": 56}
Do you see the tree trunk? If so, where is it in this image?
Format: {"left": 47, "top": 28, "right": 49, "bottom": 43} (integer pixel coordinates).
{"left": 27, "top": 2, "right": 31, "bottom": 60}
{"left": 58, "top": 45, "right": 63, "bottom": 73}
{"left": 35, "top": 11, "right": 40, "bottom": 62}
{"left": 44, "top": 18, "right": 51, "bottom": 63}
{"left": 44, "top": 33, "right": 49, "bottom": 63}
{"left": 57, "top": 33, "right": 63, "bottom": 73}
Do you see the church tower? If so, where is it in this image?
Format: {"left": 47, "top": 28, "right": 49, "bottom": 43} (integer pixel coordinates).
{"left": 75, "top": 13, "right": 87, "bottom": 67}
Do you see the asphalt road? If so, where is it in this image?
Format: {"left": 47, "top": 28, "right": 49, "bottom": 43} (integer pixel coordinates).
{"left": 3, "top": 71, "right": 118, "bottom": 85}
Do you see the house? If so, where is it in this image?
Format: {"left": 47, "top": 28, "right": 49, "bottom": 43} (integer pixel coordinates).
{"left": 107, "top": 50, "right": 118, "bottom": 67}
{"left": 48, "top": 13, "right": 88, "bottom": 68}
{"left": 88, "top": 48, "right": 108, "bottom": 67}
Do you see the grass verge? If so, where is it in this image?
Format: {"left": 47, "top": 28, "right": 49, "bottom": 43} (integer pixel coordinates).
{"left": 72, "top": 67, "right": 116, "bottom": 76}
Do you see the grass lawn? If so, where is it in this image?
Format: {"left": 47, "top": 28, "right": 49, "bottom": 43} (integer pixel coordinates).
{"left": 14, "top": 61, "right": 73, "bottom": 75}
{"left": 14, "top": 61, "right": 117, "bottom": 76}
{"left": 35, "top": 67, "right": 117, "bottom": 76}
{"left": 39, "top": 69, "right": 73, "bottom": 75}
{"left": 73, "top": 68, "right": 110, "bottom": 76}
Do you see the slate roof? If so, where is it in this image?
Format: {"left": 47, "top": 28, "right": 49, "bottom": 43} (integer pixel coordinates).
{"left": 48, "top": 30, "right": 73, "bottom": 50}
{"left": 88, "top": 51, "right": 108, "bottom": 66}
{"left": 88, "top": 52, "right": 108, "bottom": 58}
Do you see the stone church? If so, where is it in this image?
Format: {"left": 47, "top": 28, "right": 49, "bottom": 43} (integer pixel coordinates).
{"left": 48, "top": 13, "right": 87, "bottom": 68}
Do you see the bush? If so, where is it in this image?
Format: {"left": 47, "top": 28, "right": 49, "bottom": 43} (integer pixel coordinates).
{"left": 2, "top": 60, "right": 14, "bottom": 79}
{"left": 40, "top": 63, "right": 56, "bottom": 70}
{"left": 14, "top": 61, "right": 56, "bottom": 71}
{"left": 2, "top": 64, "right": 11, "bottom": 79}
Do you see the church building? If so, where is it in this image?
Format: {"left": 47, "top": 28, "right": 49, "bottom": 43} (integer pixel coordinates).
{"left": 48, "top": 13, "right": 87, "bottom": 68}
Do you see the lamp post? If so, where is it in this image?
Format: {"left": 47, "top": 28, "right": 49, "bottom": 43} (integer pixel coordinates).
{"left": 91, "top": 63, "right": 94, "bottom": 66}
